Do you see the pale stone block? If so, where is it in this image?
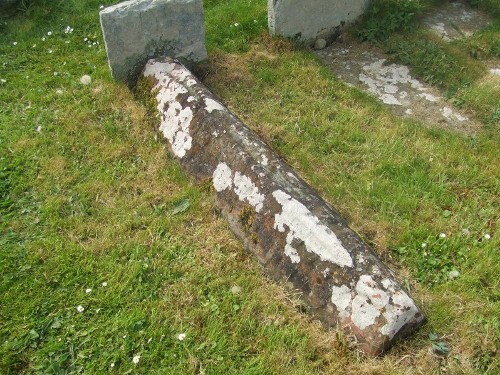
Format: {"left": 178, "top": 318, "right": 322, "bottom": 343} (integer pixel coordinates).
{"left": 100, "top": 0, "right": 207, "bottom": 86}
{"left": 268, "top": 0, "right": 369, "bottom": 43}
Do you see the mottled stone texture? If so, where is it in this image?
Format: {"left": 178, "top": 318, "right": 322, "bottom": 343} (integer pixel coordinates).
{"left": 268, "top": 0, "right": 369, "bottom": 43}
{"left": 100, "top": 0, "right": 207, "bottom": 86}
{"left": 142, "top": 58, "right": 425, "bottom": 355}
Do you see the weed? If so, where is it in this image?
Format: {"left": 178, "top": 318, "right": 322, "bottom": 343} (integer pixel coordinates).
{"left": 429, "top": 332, "right": 450, "bottom": 356}
{"left": 358, "top": 0, "right": 428, "bottom": 41}
{"left": 467, "top": 0, "right": 500, "bottom": 17}
{"left": 386, "top": 32, "right": 485, "bottom": 89}
{"left": 394, "top": 234, "right": 467, "bottom": 285}
{"left": 239, "top": 204, "right": 255, "bottom": 232}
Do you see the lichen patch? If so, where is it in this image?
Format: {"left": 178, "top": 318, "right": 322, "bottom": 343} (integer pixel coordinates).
{"left": 346, "top": 275, "right": 421, "bottom": 337}
{"left": 212, "top": 163, "right": 265, "bottom": 212}
{"left": 213, "top": 162, "right": 233, "bottom": 192}
{"left": 143, "top": 60, "right": 176, "bottom": 80}
{"left": 233, "top": 172, "right": 265, "bottom": 212}
{"left": 204, "top": 97, "right": 226, "bottom": 113}
{"left": 331, "top": 285, "right": 352, "bottom": 318}
{"left": 379, "top": 278, "right": 422, "bottom": 339}
{"left": 272, "top": 190, "right": 353, "bottom": 268}
{"left": 442, "top": 106, "right": 468, "bottom": 122}
{"left": 143, "top": 61, "right": 196, "bottom": 158}
{"left": 260, "top": 154, "right": 269, "bottom": 166}
{"left": 424, "top": 0, "right": 491, "bottom": 41}
{"left": 351, "top": 275, "right": 388, "bottom": 330}
{"left": 156, "top": 83, "right": 193, "bottom": 158}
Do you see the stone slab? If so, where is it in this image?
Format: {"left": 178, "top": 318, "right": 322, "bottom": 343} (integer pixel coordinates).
{"left": 141, "top": 57, "right": 425, "bottom": 355}
{"left": 100, "top": 0, "right": 207, "bottom": 86}
{"left": 315, "top": 40, "right": 479, "bottom": 133}
{"left": 268, "top": 0, "right": 369, "bottom": 44}
{"left": 423, "top": 0, "right": 491, "bottom": 41}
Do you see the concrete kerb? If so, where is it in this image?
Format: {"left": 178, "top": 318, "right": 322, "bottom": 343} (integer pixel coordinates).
{"left": 141, "top": 57, "right": 425, "bottom": 356}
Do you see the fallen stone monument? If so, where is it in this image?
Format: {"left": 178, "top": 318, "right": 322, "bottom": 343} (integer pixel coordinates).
{"left": 268, "top": 0, "right": 370, "bottom": 45}
{"left": 100, "top": 0, "right": 207, "bottom": 86}
{"left": 141, "top": 57, "right": 425, "bottom": 355}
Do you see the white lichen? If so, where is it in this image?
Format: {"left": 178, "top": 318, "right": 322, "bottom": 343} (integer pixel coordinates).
{"left": 331, "top": 285, "right": 352, "bottom": 318}
{"left": 143, "top": 60, "right": 176, "bottom": 80}
{"left": 204, "top": 97, "right": 226, "bottom": 113}
{"left": 380, "top": 94, "right": 402, "bottom": 106}
{"left": 233, "top": 172, "right": 265, "bottom": 212}
{"left": 351, "top": 275, "right": 389, "bottom": 330}
{"left": 212, "top": 162, "right": 233, "bottom": 192}
{"left": 272, "top": 190, "right": 353, "bottom": 267}
{"left": 384, "top": 84, "right": 398, "bottom": 94}
{"left": 144, "top": 61, "right": 195, "bottom": 158}
{"left": 345, "top": 275, "right": 420, "bottom": 338}
{"left": 442, "top": 107, "right": 468, "bottom": 122}
{"left": 359, "top": 59, "right": 424, "bottom": 106}
{"left": 322, "top": 267, "right": 330, "bottom": 278}
{"left": 212, "top": 163, "right": 264, "bottom": 212}
{"left": 379, "top": 278, "right": 421, "bottom": 339}
{"left": 158, "top": 94, "right": 193, "bottom": 158}
{"left": 428, "top": 22, "right": 451, "bottom": 41}
{"left": 419, "top": 92, "right": 439, "bottom": 102}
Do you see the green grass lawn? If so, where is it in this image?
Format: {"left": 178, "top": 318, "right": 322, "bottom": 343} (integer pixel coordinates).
{"left": 1, "top": 0, "right": 498, "bottom": 374}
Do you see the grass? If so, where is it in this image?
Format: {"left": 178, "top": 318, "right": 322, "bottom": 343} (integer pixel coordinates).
{"left": 1, "top": 0, "right": 499, "bottom": 374}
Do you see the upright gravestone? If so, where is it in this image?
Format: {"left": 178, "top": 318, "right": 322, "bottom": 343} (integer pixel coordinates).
{"left": 100, "top": 0, "right": 207, "bottom": 86}
{"left": 268, "top": 0, "right": 370, "bottom": 44}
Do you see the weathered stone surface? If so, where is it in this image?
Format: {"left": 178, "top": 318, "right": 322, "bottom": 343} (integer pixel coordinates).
{"left": 100, "top": 0, "right": 207, "bottom": 86}
{"left": 314, "top": 6, "right": 483, "bottom": 134}
{"left": 268, "top": 0, "right": 369, "bottom": 43}
{"left": 142, "top": 57, "right": 425, "bottom": 355}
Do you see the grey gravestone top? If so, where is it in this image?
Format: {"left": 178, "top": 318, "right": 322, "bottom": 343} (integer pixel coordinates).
{"left": 100, "top": 0, "right": 207, "bottom": 86}
{"left": 268, "top": 0, "right": 370, "bottom": 45}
